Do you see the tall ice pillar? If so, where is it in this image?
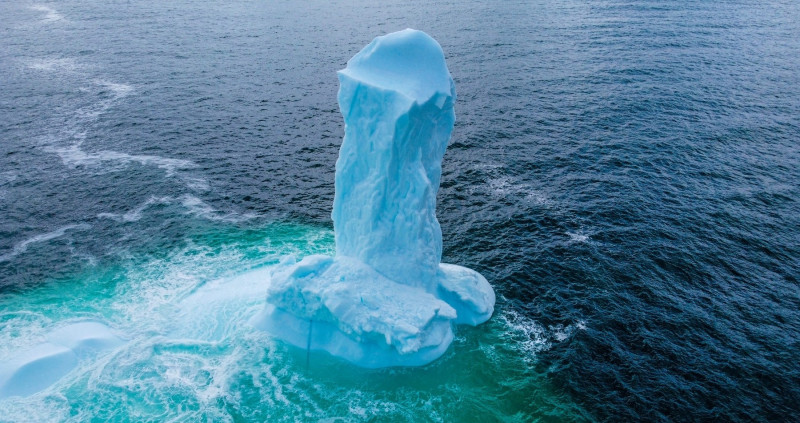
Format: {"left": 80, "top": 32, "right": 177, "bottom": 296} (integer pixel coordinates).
{"left": 333, "top": 29, "right": 455, "bottom": 292}
{"left": 253, "top": 29, "right": 495, "bottom": 368}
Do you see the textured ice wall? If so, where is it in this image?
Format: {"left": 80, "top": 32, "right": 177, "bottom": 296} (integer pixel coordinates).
{"left": 334, "top": 29, "right": 455, "bottom": 292}
{"left": 254, "top": 29, "right": 495, "bottom": 368}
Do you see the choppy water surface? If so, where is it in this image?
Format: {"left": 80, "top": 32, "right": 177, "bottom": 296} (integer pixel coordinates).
{"left": 1, "top": 0, "right": 799, "bottom": 421}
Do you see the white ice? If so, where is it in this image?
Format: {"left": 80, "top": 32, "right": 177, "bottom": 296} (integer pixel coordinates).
{"left": 253, "top": 29, "right": 495, "bottom": 367}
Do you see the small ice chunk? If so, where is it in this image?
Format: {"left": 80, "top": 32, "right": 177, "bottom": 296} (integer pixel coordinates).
{"left": 436, "top": 263, "right": 496, "bottom": 325}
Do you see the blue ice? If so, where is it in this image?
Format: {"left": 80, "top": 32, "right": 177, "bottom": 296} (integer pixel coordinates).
{"left": 253, "top": 29, "right": 495, "bottom": 367}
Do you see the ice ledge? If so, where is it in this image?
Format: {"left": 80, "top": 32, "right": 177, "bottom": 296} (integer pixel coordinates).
{"left": 251, "top": 255, "right": 495, "bottom": 367}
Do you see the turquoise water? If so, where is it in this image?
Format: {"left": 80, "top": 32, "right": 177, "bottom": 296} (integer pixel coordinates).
{"left": 0, "top": 222, "right": 582, "bottom": 421}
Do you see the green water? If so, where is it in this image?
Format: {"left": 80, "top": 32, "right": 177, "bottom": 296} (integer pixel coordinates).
{"left": 0, "top": 222, "right": 585, "bottom": 422}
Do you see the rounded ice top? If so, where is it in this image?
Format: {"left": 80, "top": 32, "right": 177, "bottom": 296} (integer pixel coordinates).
{"left": 338, "top": 28, "right": 454, "bottom": 103}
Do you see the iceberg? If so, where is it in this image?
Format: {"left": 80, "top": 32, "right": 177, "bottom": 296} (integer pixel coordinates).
{"left": 252, "top": 29, "right": 495, "bottom": 367}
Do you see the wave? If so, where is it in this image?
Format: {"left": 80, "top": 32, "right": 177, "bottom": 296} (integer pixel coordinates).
{"left": 549, "top": 320, "right": 587, "bottom": 342}
{"left": 497, "top": 308, "right": 550, "bottom": 363}
{"left": 0, "top": 172, "right": 18, "bottom": 185}
{"left": 0, "top": 224, "right": 91, "bottom": 262}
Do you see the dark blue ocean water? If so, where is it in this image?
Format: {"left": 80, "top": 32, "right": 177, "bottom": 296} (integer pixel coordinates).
{"left": 1, "top": 0, "right": 799, "bottom": 421}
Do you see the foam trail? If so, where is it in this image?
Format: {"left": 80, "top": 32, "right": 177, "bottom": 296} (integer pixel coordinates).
{"left": 26, "top": 58, "right": 80, "bottom": 73}
{"left": 0, "top": 224, "right": 91, "bottom": 262}
{"left": 47, "top": 145, "right": 208, "bottom": 190}
{"left": 30, "top": 5, "right": 63, "bottom": 23}
{"left": 566, "top": 232, "right": 590, "bottom": 243}
{"left": 48, "top": 145, "right": 197, "bottom": 177}
{"left": 182, "top": 176, "right": 210, "bottom": 192}
{"left": 180, "top": 194, "right": 253, "bottom": 222}
{"left": 97, "top": 195, "right": 255, "bottom": 223}
{"left": 97, "top": 196, "right": 174, "bottom": 222}
{"left": 93, "top": 79, "right": 134, "bottom": 98}
{"left": 29, "top": 62, "right": 209, "bottom": 192}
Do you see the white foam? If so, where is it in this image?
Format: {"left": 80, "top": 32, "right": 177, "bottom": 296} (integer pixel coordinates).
{"left": 49, "top": 145, "right": 197, "bottom": 176}
{"left": 566, "top": 232, "right": 590, "bottom": 243}
{"left": 525, "top": 190, "right": 554, "bottom": 207}
{"left": 47, "top": 144, "right": 209, "bottom": 192}
{"left": 97, "top": 196, "right": 173, "bottom": 222}
{"left": 93, "top": 79, "right": 134, "bottom": 98}
{"left": 0, "top": 312, "right": 51, "bottom": 357}
{"left": 179, "top": 194, "right": 256, "bottom": 222}
{"left": 26, "top": 57, "right": 80, "bottom": 73}
{"left": 498, "top": 308, "right": 550, "bottom": 363}
{"left": 0, "top": 224, "right": 91, "bottom": 262}
{"left": 487, "top": 176, "right": 513, "bottom": 196}
{"left": 550, "top": 321, "right": 587, "bottom": 342}
{"left": 97, "top": 195, "right": 255, "bottom": 224}
{"left": 182, "top": 176, "right": 210, "bottom": 192}
{"left": 0, "top": 225, "right": 334, "bottom": 417}
{"left": 486, "top": 174, "right": 555, "bottom": 208}
{"left": 29, "top": 5, "right": 64, "bottom": 23}
{"left": 497, "top": 308, "right": 587, "bottom": 362}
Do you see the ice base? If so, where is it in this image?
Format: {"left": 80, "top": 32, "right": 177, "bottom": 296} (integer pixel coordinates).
{"left": 251, "top": 255, "right": 495, "bottom": 368}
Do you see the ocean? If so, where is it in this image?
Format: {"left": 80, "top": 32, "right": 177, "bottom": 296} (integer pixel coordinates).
{"left": 1, "top": 0, "right": 798, "bottom": 421}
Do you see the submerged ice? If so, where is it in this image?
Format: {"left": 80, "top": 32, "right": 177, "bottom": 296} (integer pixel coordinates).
{"left": 253, "top": 29, "right": 495, "bottom": 367}
{"left": 0, "top": 322, "right": 124, "bottom": 398}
